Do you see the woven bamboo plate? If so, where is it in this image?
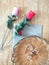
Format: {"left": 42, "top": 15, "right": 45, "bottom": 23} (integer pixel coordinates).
{"left": 12, "top": 36, "right": 49, "bottom": 65}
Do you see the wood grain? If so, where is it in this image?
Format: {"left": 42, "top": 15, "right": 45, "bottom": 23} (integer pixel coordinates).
{"left": 0, "top": 0, "right": 49, "bottom": 65}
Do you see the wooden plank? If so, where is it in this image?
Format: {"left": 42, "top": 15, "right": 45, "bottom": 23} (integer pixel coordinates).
{"left": 24, "top": 0, "right": 49, "bottom": 41}
{"left": 0, "top": 0, "right": 24, "bottom": 65}
{"left": 0, "top": 0, "right": 24, "bottom": 43}
{"left": 37, "top": 0, "right": 49, "bottom": 40}
{"left": 0, "top": 0, "right": 49, "bottom": 65}
{"left": 24, "top": 0, "right": 38, "bottom": 23}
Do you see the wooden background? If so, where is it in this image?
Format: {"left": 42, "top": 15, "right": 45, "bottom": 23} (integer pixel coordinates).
{"left": 0, "top": 0, "right": 49, "bottom": 65}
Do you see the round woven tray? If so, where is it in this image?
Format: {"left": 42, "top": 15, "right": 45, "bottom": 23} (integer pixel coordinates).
{"left": 12, "top": 36, "right": 48, "bottom": 65}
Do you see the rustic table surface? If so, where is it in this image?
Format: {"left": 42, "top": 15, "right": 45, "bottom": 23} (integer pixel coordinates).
{"left": 0, "top": 0, "right": 49, "bottom": 65}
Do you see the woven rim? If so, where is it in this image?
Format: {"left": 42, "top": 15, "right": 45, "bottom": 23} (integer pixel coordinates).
{"left": 11, "top": 35, "right": 49, "bottom": 64}
{"left": 13, "top": 35, "right": 49, "bottom": 50}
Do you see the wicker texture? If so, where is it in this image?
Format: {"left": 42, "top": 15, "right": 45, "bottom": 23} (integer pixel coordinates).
{"left": 12, "top": 36, "right": 48, "bottom": 65}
